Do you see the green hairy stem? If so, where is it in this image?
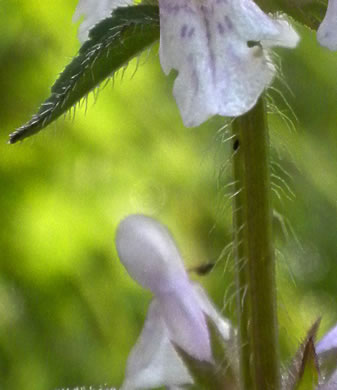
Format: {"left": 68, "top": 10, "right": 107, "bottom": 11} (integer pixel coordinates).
{"left": 232, "top": 98, "right": 280, "bottom": 390}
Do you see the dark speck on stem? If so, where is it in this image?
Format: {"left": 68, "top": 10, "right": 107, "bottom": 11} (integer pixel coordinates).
{"left": 233, "top": 138, "right": 240, "bottom": 151}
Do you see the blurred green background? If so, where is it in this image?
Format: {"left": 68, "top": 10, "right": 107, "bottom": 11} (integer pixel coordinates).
{"left": 0, "top": 1, "right": 336, "bottom": 389}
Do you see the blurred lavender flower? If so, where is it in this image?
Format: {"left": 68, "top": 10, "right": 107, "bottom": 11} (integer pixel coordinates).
{"left": 317, "top": 324, "right": 337, "bottom": 356}
{"left": 115, "top": 214, "right": 233, "bottom": 389}
{"left": 73, "top": 0, "right": 299, "bottom": 127}
{"left": 317, "top": 0, "right": 337, "bottom": 50}
{"left": 317, "top": 323, "right": 337, "bottom": 388}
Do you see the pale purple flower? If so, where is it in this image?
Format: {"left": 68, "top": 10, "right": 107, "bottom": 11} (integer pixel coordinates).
{"left": 317, "top": 0, "right": 337, "bottom": 51}
{"left": 73, "top": 0, "right": 299, "bottom": 126}
{"left": 115, "top": 214, "right": 232, "bottom": 389}
{"left": 158, "top": 0, "right": 299, "bottom": 127}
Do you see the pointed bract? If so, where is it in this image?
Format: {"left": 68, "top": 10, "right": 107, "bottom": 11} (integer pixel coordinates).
{"left": 283, "top": 319, "right": 321, "bottom": 390}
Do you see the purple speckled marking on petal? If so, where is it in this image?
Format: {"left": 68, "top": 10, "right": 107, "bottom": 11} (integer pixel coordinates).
{"left": 224, "top": 15, "right": 233, "bottom": 30}
{"left": 181, "top": 24, "right": 188, "bottom": 38}
{"left": 187, "top": 53, "right": 200, "bottom": 95}
{"left": 200, "top": 4, "right": 216, "bottom": 82}
{"left": 188, "top": 27, "right": 195, "bottom": 37}
{"left": 159, "top": 0, "right": 197, "bottom": 16}
{"left": 217, "top": 22, "right": 225, "bottom": 35}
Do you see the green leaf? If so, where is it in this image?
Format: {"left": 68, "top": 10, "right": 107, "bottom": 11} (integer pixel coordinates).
{"left": 284, "top": 319, "right": 321, "bottom": 390}
{"left": 255, "top": 0, "right": 327, "bottom": 31}
{"left": 9, "top": 5, "right": 160, "bottom": 144}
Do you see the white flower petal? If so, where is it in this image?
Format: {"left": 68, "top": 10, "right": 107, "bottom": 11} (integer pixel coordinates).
{"left": 193, "top": 283, "right": 239, "bottom": 375}
{"left": 159, "top": 0, "right": 299, "bottom": 127}
{"left": 121, "top": 300, "right": 193, "bottom": 390}
{"left": 261, "top": 18, "right": 300, "bottom": 49}
{"left": 232, "top": 0, "right": 298, "bottom": 48}
{"left": 231, "top": 0, "right": 281, "bottom": 41}
{"left": 158, "top": 282, "right": 212, "bottom": 362}
{"left": 74, "top": 0, "right": 133, "bottom": 43}
{"left": 317, "top": 0, "right": 337, "bottom": 51}
{"left": 193, "top": 284, "right": 232, "bottom": 342}
{"left": 116, "top": 215, "right": 188, "bottom": 294}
